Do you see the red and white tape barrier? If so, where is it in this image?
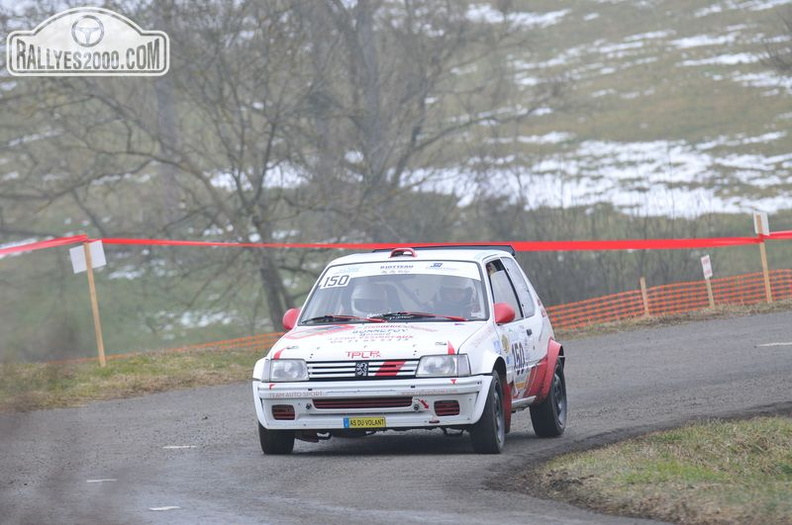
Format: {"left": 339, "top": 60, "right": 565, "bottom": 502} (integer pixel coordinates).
{"left": 1, "top": 231, "right": 791, "bottom": 257}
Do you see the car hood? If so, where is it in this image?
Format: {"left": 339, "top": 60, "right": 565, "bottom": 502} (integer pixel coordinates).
{"left": 268, "top": 321, "right": 487, "bottom": 361}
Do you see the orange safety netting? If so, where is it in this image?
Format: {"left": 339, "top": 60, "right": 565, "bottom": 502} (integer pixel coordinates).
{"left": 546, "top": 269, "right": 792, "bottom": 330}
{"left": 164, "top": 332, "right": 285, "bottom": 355}
{"left": 174, "top": 270, "right": 792, "bottom": 354}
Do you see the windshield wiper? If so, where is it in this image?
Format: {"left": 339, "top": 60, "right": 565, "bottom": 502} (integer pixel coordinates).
{"left": 370, "top": 311, "right": 467, "bottom": 322}
{"left": 302, "top": 314, "right": 385, "bottom": 324}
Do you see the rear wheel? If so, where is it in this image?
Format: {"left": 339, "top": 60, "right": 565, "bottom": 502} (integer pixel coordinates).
{"left": 530, "top": 360, "right": 567, "bottom": 437}
{"left": 470, "top": 372, "right": 506, "bottom": 454}
{"left": 258, "top": 423, "right": 295, "bottom": 455}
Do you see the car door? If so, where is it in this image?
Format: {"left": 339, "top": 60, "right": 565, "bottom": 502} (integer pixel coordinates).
{"left": 485, "top": 258, "right": 532, "bottom": 397}
{"left": 501, "top": 257, "right": 545, "bottom": 365}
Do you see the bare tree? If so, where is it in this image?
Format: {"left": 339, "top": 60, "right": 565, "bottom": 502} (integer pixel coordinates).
{"left": 0, "top": 0, "right": 565, "bottom": 331}
{"left": 2, "top": 1, "right": 320, "bottom": 328}
{"left": 765, "top": 8, "right": 792, "bottom": 73}
{"left": 295, "top": 0, "right": 564, "bottom": 242}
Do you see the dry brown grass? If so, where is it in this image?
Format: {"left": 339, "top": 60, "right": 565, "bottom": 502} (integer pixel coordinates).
{"left": 0, "top": 347, "right": 261, "bottom": 412}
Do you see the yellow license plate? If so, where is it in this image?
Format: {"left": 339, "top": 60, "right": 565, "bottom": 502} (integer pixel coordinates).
{"left": 343, "top": 416, "right": 386, "bottom": 429}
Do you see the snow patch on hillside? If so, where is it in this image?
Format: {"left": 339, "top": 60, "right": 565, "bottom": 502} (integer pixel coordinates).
{"left": 417, "top": 131, "right": 791, "bottom": 218}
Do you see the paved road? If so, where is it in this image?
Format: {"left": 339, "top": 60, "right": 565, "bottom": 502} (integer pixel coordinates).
{"left": 2, "top": 311, "right": 791, "bottom": 524}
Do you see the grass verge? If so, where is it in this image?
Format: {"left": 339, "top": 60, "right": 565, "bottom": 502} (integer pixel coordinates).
{"left": 533, "top": 416, "right": 792, "bottom": 525}
{"left": 0, "top": 347, "right": 261, "bottom": 412}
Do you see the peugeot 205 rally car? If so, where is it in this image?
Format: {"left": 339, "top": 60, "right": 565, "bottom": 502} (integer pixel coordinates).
{"left": 252, "top": 245, "right": 566, "bottom": 454}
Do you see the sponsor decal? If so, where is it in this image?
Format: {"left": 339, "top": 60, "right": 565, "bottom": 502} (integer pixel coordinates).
{"left": 266, "top": 391, "right": 315, "bottom": 399}
{"left": 285, "top": 325, "right": 353, "bottom": 339}
{"left": 7, "top": 7, "right": 169, "bottom": 76}
{"left": 329, "top": 325, "right": 415, "bottom": 343}
{"left": 379, "top": 263, "right": 414, "bottom": 274}
{"left": 336, "top": 265, "right": 361, "bottom": 274}
{"left": 346, "top": 350, "right": 382, "bottom": 359}
{"left": 464, "top": 325, "right": 497, "bottom": 350}
{"left": 401, "top": 389, "right": 461, "bottom": 396}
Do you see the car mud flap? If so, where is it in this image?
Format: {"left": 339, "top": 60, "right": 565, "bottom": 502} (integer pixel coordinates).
{"left": 527, "top": 339, "right": 563, "bottom": 403}
{"left": 295, "top": 431, "right": 330, "bottom": 443}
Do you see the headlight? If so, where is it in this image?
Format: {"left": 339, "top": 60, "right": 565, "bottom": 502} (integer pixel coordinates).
{"left": 416, "top": 355, "right": 471, "bottom": 378}
{"left": 266, "top": 359, "right": 309, "bottom": 382}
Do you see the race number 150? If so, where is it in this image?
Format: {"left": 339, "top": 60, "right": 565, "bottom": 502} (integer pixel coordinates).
{"left": 321, "top": 274, "right": 350, "bottom": 288}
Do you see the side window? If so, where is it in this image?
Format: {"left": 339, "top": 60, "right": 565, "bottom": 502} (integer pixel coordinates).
{"left": 486, "top": 259, "right": 522, "bottom": 320}
{"left": 502, "top": 257, "right": 536, "bottom": 318}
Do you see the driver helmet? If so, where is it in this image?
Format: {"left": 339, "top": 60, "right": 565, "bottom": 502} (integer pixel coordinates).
{"left": 350, "top": 281, "right": 388, "bottom": 317}
{"left": 437, "top": 275, "right": 474, "bottom": 315}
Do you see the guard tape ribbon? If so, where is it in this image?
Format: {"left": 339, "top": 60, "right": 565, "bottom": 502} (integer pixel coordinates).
{"left": 0, "top": 234, "right": 90, "bottom": 256}
{"left": 2, "top": 231, "right": 791, "bottom": 257}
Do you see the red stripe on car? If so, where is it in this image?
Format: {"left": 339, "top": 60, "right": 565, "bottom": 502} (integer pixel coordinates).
{"left": 375, "top": 360, "right": 406, "bottom": 376}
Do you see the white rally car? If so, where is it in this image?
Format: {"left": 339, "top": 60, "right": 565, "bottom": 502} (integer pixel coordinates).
{"left": 252, "top": 246, "right": 566, "bottom": 454}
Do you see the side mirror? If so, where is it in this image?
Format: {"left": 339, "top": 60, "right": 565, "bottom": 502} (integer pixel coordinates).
{"left": 493, "top": 302, "right": 515, "bottom": 324}
{"left": 282, "top": 308, "right": 300, "bottom": 331}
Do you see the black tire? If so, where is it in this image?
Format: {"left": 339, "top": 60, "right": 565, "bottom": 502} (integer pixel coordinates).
{"left": 258, "top": 423, "right": 295, "bottom": 455}
{"left": 470, "top": 372, "right": 506, "bottom": 454}
{"left": 530, "top": 360, "right": 567, "bottom": 437}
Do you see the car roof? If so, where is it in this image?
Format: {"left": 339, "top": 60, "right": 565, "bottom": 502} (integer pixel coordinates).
{"left": 327, "top": 245, "right": 516, "bottom": 266}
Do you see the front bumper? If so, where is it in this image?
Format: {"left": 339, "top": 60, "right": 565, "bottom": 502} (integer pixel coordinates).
{"left": 253, "top": 375, "right": 491, "bottom": 431}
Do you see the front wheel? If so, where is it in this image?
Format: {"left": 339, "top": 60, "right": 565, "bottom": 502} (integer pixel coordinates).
{"left": 530, "top": 360, "right": 567, "bottom": 437}
{"left": 258, "top": 423, "right": 295, "bottom": 455}
{"left": 470, "top": 372, "right": 506, "bottom": 454}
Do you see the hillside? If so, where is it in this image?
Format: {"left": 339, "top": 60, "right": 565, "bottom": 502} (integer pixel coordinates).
{"left": 1, "top": 1, "right": 791, "bottom": 362}
{"left": 457, "top": 0, "right": 792, "bottom": 217}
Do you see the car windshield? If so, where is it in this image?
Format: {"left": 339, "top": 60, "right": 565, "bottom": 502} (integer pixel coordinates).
{"left": 300, "top": 261, "right": 488, "bottom": 323}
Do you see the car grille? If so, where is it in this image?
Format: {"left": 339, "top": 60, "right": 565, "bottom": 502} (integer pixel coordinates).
{"left": 312, "top": 397, "right": 413, "bottom": 410}
{"left": 308, "top": 359, "right": 420, "bottom": 381}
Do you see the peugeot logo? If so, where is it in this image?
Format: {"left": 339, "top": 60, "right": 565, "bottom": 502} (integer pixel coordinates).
{"left": 71, "top": 15, "right": 104, "bottom": 47}
{"left": 354, "top": 362, "right": 369, "bottom": 378}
